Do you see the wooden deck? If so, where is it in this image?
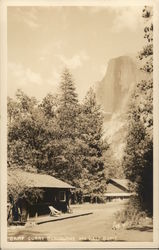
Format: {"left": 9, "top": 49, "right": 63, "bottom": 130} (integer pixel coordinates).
{"left": 27, "top": 211, "right": 93, "bottom": 225}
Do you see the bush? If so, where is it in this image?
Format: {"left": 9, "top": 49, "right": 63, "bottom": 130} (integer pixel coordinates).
{"left": 114, "top": 198, "right": 150, "bottom": 229}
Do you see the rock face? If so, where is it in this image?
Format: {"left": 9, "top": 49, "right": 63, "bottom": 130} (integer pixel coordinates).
{"left": 96, "top": 56, "right": 140, "bottom": 116}
{"left": 95, "top": 55, "right": 142, "bottom": 160}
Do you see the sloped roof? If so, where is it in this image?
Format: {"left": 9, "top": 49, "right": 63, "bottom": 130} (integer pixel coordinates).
{"left": 8, "top": 169, "right": 75, "bottom": 189}
{"left": 109, "top": 178, "right": 130, "bottom": 191}
{"left": 106, "top": 182, "right": 127, "bottom": 193}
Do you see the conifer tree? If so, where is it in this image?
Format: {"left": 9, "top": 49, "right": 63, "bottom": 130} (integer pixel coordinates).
{"left": 54, "top": 68, "right": 83, "bottom": 186}
{"left": 58, "top": 68, "right": 79, "bottom": 139}
{"left": 79, "top": 88, "right": 107, "bottom": 196}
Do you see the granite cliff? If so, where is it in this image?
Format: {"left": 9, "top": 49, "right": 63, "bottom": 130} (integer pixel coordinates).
{"left": 95, "top": 55, "right": 143, "bottom": 159}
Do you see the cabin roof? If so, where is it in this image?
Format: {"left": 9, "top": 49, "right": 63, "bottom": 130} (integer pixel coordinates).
{"left": 106, "top": 178, "right": 131, "bottom": 194}
{"left": 8, "top": 169, "right": 75, "bottom": 189}
{"left": 110, "top": 179, "right": 130, "bottom": 189}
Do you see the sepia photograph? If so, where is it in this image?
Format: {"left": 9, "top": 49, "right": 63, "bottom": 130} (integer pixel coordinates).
{"left": 1, "top": 0, "right": 159, "bottom": 248}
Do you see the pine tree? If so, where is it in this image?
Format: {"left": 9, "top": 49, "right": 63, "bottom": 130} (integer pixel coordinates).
{"left": 79, "top": 88, "right": 107, "bottom": 196}
{"left": 53, "top": 68, "right": 83, "bottom": 186}
{"left": 57, "top": 68, "right": 79, "bottom": 139}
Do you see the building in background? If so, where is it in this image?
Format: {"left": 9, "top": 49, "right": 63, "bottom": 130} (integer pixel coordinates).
{"left": 104, "top": 178, "right": 134, "bottom": 202}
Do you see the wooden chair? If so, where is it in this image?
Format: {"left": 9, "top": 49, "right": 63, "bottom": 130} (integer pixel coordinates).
{"left": 49, "top": 206, "right": 62, "bottom": 216}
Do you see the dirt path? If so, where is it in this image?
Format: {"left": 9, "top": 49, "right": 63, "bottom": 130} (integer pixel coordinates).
{"left": 8, "top": 201, "right": 153, "bottom": 242}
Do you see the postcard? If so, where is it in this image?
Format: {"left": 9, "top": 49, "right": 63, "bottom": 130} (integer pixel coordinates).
{"left": 0, "top": 0, "right": 159, "bottom": 248}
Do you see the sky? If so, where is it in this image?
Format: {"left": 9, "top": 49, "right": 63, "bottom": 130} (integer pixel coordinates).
{"left": 7, "top": 6, "right": 145, "bottom": 101}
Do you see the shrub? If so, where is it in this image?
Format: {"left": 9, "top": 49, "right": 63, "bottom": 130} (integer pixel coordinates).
{"left": 114, "top": 198, "right": 150, "bottom": 229}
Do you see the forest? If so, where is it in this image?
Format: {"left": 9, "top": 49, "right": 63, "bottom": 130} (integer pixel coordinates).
{"left": 7, "top": 72, "right": 110, "bottom": 199}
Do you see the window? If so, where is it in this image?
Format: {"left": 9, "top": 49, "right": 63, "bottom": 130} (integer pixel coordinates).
{"left": 59, "top": 191, "right": 66, "bottom": 201}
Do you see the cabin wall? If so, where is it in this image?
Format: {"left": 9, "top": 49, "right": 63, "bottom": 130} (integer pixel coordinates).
{"left": 105, "top": 196, "right": 130, "bottom": 202}
{"left": 27, "top": 188, "right": 71, "bottom": 218}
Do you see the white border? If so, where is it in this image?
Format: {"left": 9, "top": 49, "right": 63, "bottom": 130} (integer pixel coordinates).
{"left": 1, "top": 0, "right": 159, "bottom": 248}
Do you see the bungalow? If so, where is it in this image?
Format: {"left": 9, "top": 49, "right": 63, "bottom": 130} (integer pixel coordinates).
{"left": 8, "top": 169, "right": 75, "bottom": 222}
{"left": 104, "top": 178, "right": 134, "bottom": 202}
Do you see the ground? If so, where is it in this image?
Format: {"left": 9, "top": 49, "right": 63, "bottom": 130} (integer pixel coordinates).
{"left": 8, "top": 201, "right": 153, "bottom": 242}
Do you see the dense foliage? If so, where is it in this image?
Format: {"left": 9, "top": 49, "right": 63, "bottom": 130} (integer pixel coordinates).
{"left": 8, "top": 167, "right": 44, "bottom": 205}
{"left": 123, "top": 6, "right": 153, "bottom": 215}
{"left": 78, "top": 88, "right": 108, "bottom": 195}
{"left": 7, "top": 68, "right": 108, "bottom": 200}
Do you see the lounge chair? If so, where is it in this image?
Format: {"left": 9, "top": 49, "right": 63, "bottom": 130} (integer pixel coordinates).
{"left": 49, "top": 206, "right": 62, "bottom": 216}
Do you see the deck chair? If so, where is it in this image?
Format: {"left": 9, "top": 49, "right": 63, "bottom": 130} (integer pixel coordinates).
{"left": 49, "top": 206, "right": 62, "bottom": 217}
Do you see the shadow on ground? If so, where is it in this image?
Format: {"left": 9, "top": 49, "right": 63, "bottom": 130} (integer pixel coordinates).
{"left": 127, "top": 226, "right": 153, "bottom": 232}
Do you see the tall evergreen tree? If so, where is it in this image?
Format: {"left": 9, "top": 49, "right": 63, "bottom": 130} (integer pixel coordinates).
{"left": 53, "top": 68, "right": 83, "bottom": 186}
{"left": 79, "top": 88, "right": 108, "bottom": 196}
{"left": 57, "top": 68, "right": 79, "bottom": 139}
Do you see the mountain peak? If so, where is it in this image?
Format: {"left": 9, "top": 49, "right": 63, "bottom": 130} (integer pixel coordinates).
{"left": 95, "top": 55, "right": 140, "bottom": 116}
